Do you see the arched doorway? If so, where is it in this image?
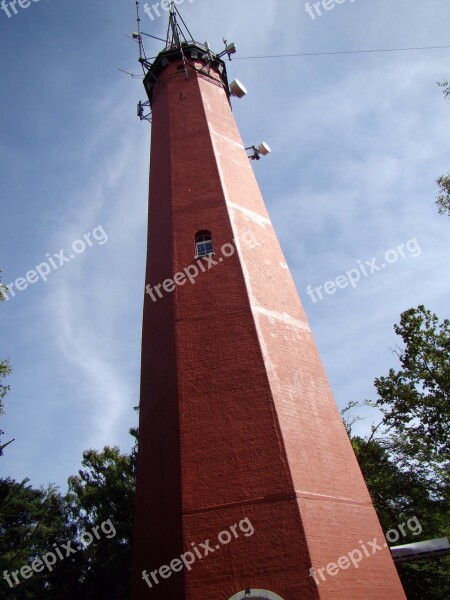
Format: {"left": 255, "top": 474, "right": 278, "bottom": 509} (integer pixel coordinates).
{"left": 228, "top": 590, "right": 285, "bottom": 600}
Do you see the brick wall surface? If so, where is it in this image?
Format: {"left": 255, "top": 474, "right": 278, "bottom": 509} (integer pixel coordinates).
{"left": 131, "top": 57, "right": 406, "bottom": 600}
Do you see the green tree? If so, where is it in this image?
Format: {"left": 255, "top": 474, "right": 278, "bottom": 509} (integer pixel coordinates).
{"left": 1, "top": 273, "right": 137, "bottom": 597}
{"left": 0, "top": 477, "right": 83, "bottom": 599}
{"left": 0, "top": 275, "right": 13, "bottom": 456}
{"left": 348, "top": 435, "right": 450, "bottom": 600}
{"left": 369, "top": 305, "right": 449, "bottom": 494}
{"left": 436, "top": 173, "right": 450, "bottom": 217}
{"left": 0, "top": 359, "right": 11, "bottom": 417}
{"left": 344, "top": 306, "right": 450, "bottom": 599}
{"left": 437, "top": 80, "right": 450, "bottom": 99}
{"left": 0, "top": 360, "right": 12, "bottom": 457}
{"left": 0, "top": 437, "right": 137, "bottom": 599}
{"left": 65, "top": 441, "right": 136, "bottom": 599}
{"left": 436, "top": 81, "right": 450, "bottom": 217}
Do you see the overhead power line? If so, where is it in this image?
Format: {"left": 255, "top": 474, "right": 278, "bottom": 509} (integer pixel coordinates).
{"left": 236, "top": 44, "right": 450, "bottom": 60}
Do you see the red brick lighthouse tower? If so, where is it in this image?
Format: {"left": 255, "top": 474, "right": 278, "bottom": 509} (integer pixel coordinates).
{"left": 131, "top": 4, "right": 406, "bottom": 599}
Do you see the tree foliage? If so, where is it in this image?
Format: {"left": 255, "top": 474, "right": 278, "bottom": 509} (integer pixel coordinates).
{"left": 436, "top": 81, "right": 450, "bottom": 217}
{"left": 0, "top": 360, "right": 11, "bottom": 416}
{"left": 1, "top": 268, "right": 137, "bottom": 596}
{"left": 369, "top": 305, "right": 450, "bottom": 494}
{"left": 345, "top": 305, "right": 450, "bottom": 600}
{"left": 0, "top": 275, "right": 11, "bottom": 410}
{"left": 436, "top": 173, "right": 450, "bottom": 217}
{"left": 0, "top": 434, "right": 136, "bottom": 598}
{"left": 0, "top": 477, "right": 84, "bottom": 598}
{"left": 351, "top": 436, "right": 450, "bottom": 600}
{"left": 437, "top": 79, "right": 450, "bottom": 100}
{"left": 0, "top": 274, "right": 12, "bottom": 456}
{"left": 65, "top": 443, "right": 136, "bottom": 598}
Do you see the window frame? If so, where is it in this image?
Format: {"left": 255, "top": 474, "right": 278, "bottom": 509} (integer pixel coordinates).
{"left": 194, "top": 231, "right": 214, "bottom": 259}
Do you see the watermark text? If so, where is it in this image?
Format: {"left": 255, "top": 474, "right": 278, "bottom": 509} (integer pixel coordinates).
{"left": 306, "top": 238, "right": 421, "bottom": 303}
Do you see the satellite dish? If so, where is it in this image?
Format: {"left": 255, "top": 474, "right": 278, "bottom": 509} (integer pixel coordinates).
{"left": 229, "top": 79, "right": 248, "bottom": 99}
{"left": 257, "top": 142, "right": 271, "bottom": 156}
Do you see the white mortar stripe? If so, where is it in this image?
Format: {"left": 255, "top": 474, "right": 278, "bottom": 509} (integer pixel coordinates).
{"left": 227, "top": 200, "right": 272, "bottom": 227}
{"left": 295, "top": 490, "right": 372, "bottom": 506}
{"left": 252, "top": 305, "right": 311, "bottom": 332}
{"left": 209, "top": 128, "right": 245, "bottom": 149}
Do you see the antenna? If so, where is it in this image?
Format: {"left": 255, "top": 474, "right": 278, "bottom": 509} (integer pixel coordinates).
{"left": 129, "top": 1, "right": 246, "bottom": 124}
{"left": 118, "top": 67, "right": 144, "bottom": 79}
{"left": 229, "top": 79, "right": 247, "bottom": 98}
{"left": 245, "top": 143, "right": 272, "bottom": 161}
{"left": 137, "top": 100, "right": 152, "bottom": 123}
{"left": 167, "top": 2, "right": 180, "bottom": 48}
{"left": 130, "top": 0, "right": 155, "bottom": 123}
{"left": 165, "top": 0, "right": 194, "bottom": 49}
{"left": 135, "top": 0, "right": 147, "bottom": 70}
{"left": 218, "top": 38, "right": 237, "bottom": 61}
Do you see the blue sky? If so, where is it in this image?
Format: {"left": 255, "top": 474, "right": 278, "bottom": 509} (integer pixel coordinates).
{"left": 1, "top": 0, "right": 449, "bottom": 491}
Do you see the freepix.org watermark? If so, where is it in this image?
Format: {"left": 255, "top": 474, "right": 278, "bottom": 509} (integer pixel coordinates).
{"left": 306, "top": 238, "right": 421, "bottom": 303}
{"left": 142, "top": 517, "right": 255, "bottom": 589}
{"left": 142, "top": 0, "right": 194, "bottom": 22}
{"left": 309, "top": 516, "right": 422, "bottom": 586}
{"left": 305, "top": 0, "right": 357, "bottom": 21}
{"left": 145, "top": 230, "right": 258, "bottom": 303}
{"left": 1, "top": 0, "right": 46, "bottom": 19}
{"left": 3, "top": 519, "right": 116, "bottom": 588}
{"left": 3, "top": 225, "right": 108, "bottom": 302}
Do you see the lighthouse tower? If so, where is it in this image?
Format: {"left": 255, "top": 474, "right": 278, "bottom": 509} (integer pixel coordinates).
{"left": 131, "top": 4, "right": 406, "bottom": 600}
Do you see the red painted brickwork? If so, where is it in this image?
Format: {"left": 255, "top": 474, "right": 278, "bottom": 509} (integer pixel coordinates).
{"left": 131, "top": 55, "right": 406, "bottom": 600}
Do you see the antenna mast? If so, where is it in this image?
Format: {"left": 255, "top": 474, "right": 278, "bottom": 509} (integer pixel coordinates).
{"left": 135, "top": 0, "right": 148, "bottom": 73}
{"left": 165, "top": 0, "right": 195, "bottom": 49}
{"left": 167, "top": 2, "right": 180, "bottom": 48}
{"left": 131, "top": 0, "right": 240, "bottom": 124}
